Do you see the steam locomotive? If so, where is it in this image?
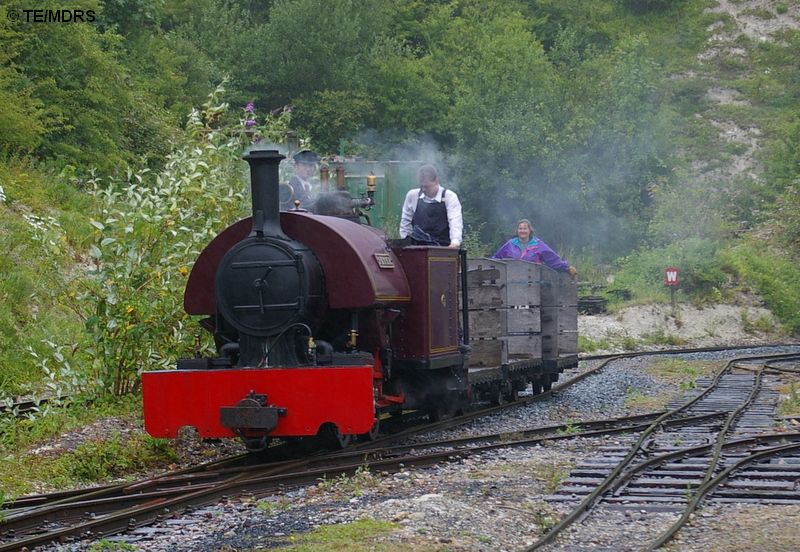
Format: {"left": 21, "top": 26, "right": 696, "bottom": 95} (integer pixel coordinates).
{"left": 142, "top": 149, "right": 577, "bottom": 451}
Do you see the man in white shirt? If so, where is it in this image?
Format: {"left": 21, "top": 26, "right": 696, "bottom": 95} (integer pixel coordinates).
{"left": 399, "top": 165, "right": 463, "bottom": 248}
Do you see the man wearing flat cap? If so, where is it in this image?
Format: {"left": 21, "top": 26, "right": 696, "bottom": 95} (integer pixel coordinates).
{"left": 289, "top": 150, "right": 319, "bottom": 207}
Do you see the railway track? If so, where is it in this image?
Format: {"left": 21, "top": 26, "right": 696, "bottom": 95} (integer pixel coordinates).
{"left": 0, "top": 348, "right": 629, "bottom": 551}
{"left": 2, "top": 346, "right": 798, "bottom": 550}
{"left": 530, "top": 351, "right": 800, "bottom": 551}
{"left": 0, "top": 409, "right": 731, "bottom": 551}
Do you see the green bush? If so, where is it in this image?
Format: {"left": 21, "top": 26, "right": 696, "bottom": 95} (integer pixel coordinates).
{"left": 32, "top": 85, "right": 307, "bottom": 397}
{"left": 721, "top": 242, "right": 800, "bottom": 333}
{"left": 1, "top": 84, "right": 304, "bottom": 404}
{"left": 52, "top": 86, "right": 252, "bottom": 395}
{"left": 612, "top": 238, "right": 729, "bottom": 303}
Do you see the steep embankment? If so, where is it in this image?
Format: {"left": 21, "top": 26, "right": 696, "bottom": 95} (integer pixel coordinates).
{"left": 581, "top": 1, "right": 800, "bottom": 351}
{"left": 693, "top": 0, "right": 799, "bottom": 184}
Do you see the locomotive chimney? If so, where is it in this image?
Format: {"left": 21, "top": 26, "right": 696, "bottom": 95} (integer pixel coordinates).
{"left": 243, "top": 148, "right": 286, "bottom": 238}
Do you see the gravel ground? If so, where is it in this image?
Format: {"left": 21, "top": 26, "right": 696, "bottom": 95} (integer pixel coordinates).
{"left": 40, "top": 345, "right": 800, "bottom": 552}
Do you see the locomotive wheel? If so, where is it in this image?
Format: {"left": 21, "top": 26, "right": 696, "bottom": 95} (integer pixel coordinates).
{"left": 285, "top": 436, "right": 316, "bottom": 456}
{"left": 426, "top": 403, "right": 443, "bottom": 423}
{"left": 367, "top": 416, "right": 380, "bottom": 440}
{"left": 359, "top": 416, "right": 380, "bottom": 442}
{"left": 319, "top": 423, "right": 353, "bottom": 450}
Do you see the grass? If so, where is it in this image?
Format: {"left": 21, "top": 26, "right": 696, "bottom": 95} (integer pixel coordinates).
{"left": 0, "top": 394, "right": 174, "bottom": 497}
{"left": 556, "top": 421, "right": 581, "bottom": 436}
{"left": 643, "top": 358, "right": 722, "bottom": 388}
{"left": 625, "top": 389, "right": 670, "bottom": 411}
{"left": 578, "top": 335, "right": 612, "bottom": 353}
{"left": 612, "top": 238, "right": 730, "bottom": 306}
{"left": 0, "top": 430, "right": 178, "bottom": 497}
{"left": 580, "top": 328, "right": 687, "bottom": 354}
{"left": 778, "top": 382, "right": 800, "bottom": 417}
{"left": 316, "top": 465, "right": 382, "bottom": 498}
{"left": 55, "top": 433, "right": 178, "bottom": 482}
{"left": 257, "top": 497, "right": 293, "bottom": 516}
{"left": 87, "top": 540, "right": 137, "bottom": 551}
{"left": 0, "top": 163, "right": 91, "bottom": 396}
{"left": 740, "top": 310, "right": 779, "bottom": 335}
{"left": 267, "top": 519, "right": 398, "bottom": 552}
{"left": 740, "top": 7, "right": 775, "bottom": 20}
{"left": 618, "top": 333, "right": 640, "bottom": 351}
{"left": 625, "top": 358, "right": 725, "bottom": 411}
{"left": 0, "top": 394, "right": 140, "bottom": 449}
{"left": 530, "top": 501, "right": 559, "bottom": 532}
{"left": 531, "top": 459, "right": 574, "bottom": 494}
{"left": 639, "top": 329, "right": 688, "bottom": 347}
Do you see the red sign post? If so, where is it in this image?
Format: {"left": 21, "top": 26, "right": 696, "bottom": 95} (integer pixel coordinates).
{"left": 664, "top": 267, "right": 680, "bottom": 315}
{"left": 664, "top": 267, "right": 680, "bottom": 286}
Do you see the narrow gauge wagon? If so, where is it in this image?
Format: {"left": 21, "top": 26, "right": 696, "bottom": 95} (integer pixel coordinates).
{"left": 142, "top": 149, "right": 577, "bottom": 451}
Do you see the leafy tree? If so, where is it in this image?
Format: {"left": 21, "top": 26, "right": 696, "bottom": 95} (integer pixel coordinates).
{"left": 164, "top": 0, "right": 265, "bottom": 107}
{"left": 415, "top": 3, "right": 672, "bottom": 259}
{"left": 257, "top": 0, "right": 392, "bottom": 104}
{"left": 0, "top": 21, "right": 50, "bottom": 155}
{"left": 97, "top": 0, "right": 164, "bottom": 36}
{"left": 363, "top": 38, "right": 449, "bottom": 136}
{"left": 34, "top": 84, "right": 299, "bottom": 396}
{"left": 291, "top": 90, "right": 376, "bottom": 154}
{"left": 2, "top": 0, "right": 172, "bottom": 173}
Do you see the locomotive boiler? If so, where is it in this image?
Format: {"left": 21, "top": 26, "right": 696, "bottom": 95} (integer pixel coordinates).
{"left": 142, "top": 148, "right": 578, "bottom": 451}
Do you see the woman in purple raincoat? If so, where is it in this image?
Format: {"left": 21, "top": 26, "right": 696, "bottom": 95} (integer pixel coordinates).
{"left": 491, "top": 219, "right": 577, "bottom": 276}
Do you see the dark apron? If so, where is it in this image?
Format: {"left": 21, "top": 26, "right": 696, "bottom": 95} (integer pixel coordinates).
{"left": 411, "top": 188, "right": 450, "bottom": 246}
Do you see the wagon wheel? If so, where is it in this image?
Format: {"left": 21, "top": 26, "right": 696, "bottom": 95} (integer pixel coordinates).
{"left": 503, "top": 382, "right": 520, "bottom": 403}
{"left": 490, "top": 384, "right": 508, "bottom": 406}
{"left": 491, "top": 382, "right": 517, "bottom": 406}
